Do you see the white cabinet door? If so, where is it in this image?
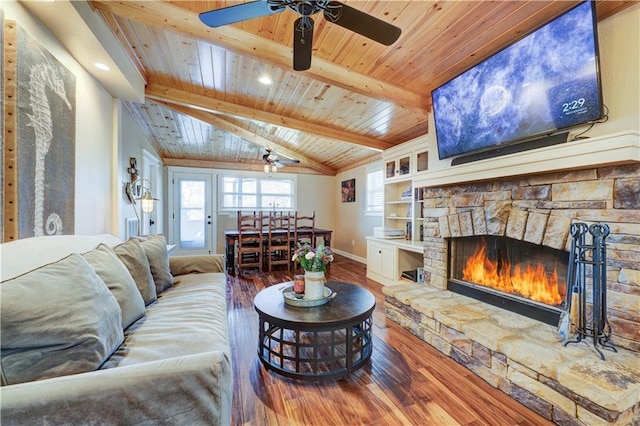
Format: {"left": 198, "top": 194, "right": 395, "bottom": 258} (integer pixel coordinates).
{"left": 367, "top": 240, "right": 395, "bottom": 282}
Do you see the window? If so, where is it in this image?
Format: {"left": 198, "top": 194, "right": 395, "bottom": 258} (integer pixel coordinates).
{"left": 220, "top": 176, "right": 295, "bottom": 211}
{"left": 366, "top": 169, "right": 383, "bottom": 215}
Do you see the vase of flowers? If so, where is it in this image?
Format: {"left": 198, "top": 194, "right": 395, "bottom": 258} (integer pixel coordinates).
{"left": 292, "top": 243, "right": 334, "bottom": 300}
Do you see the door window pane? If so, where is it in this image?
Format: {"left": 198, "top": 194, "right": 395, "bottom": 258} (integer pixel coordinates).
{"left": 180, "top": 180, "right": 205, "bottom": 248}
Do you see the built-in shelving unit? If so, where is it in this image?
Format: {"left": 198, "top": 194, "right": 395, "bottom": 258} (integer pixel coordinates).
{"left": 368, "top": 139, "right": 429, "bottom": 286}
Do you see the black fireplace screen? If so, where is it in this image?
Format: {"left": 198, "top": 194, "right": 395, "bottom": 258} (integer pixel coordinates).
{"left": 450, "top": 236, "right": 568, "bottom": 309}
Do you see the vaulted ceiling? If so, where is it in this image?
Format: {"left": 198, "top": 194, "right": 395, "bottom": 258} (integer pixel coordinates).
{"left": 86, "top": 1, "right": 632, "bottom": 176}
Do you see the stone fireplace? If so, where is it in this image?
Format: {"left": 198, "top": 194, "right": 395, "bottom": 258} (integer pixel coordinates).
{"left": 420, "top": 163, "right": 639, "bottom": 351}
{"left": 382, "top": 136, "right": 640, "bottom": 425}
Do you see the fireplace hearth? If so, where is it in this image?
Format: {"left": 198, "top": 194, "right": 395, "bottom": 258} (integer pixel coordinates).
{"left": 448, "top": 236, "right": 568, "bottom": 325}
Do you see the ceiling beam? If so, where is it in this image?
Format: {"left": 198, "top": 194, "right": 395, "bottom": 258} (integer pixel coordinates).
{"left": 162, "top": 158, "right": 325, "bottom": 175}
{"left": 157, "top": 100, "right": 337, "bottom": 176}
{"left": 90, "top": 0, "right": 429, "bottom": 111}
{"left": 146, "top": 82, "right": 392, "bottom": 152}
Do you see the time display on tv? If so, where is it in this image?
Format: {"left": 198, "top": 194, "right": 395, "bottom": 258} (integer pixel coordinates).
{"left": 432, "top": 1, "right": 603, "bottom": 160}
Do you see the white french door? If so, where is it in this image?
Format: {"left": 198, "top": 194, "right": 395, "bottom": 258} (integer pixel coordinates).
{"left": 169, "top": 172, "right": 215, "bottom": 255}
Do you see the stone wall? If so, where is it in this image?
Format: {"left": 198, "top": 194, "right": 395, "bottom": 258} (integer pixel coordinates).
{"left": 420, "top": 163, "right": 640, "bottom": 351}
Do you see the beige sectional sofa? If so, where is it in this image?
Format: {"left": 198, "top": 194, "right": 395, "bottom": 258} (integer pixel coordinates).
{"left": 0, "top": 234, "right": 232, "bottom": 425}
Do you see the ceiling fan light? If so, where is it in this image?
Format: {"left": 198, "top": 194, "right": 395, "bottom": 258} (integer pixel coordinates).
{"left": 258, "top": 74, "right": 272, "bottom": 85}
{"left": 264, "top": 164, "right": 270, "bottom": 173}
{"left": 271, "top": 165, "right": 278, "bottom": 173}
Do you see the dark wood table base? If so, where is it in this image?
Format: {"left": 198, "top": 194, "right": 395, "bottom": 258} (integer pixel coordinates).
{"left": 258, "top": 316, "right": 373, "bottom": 381}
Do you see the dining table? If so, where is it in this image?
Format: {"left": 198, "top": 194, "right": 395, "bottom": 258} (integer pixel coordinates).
{"left": 224, "top": 228, "right": 333, "bottom": 274}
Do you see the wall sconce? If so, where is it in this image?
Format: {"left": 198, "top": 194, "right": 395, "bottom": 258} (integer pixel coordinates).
{"left": 125, "top": 178, "right": 158, "bottom": 213}
{"left": 125, "top": 157, "right": 158, "bottom": 236}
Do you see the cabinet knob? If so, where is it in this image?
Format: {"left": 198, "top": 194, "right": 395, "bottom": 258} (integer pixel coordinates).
{"left": 378, "top": 250, "right": 382, "bottom": 254}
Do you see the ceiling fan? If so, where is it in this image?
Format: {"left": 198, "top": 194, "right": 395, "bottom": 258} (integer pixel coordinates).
{"left": 262, "top": 149, "right": 300, "bottom": 170}
{"left": 199, "top": 0, "right": 402, "bottom": 71}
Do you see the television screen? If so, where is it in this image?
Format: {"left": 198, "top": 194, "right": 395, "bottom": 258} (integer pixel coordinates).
{"left": 432, "top": 1, "right": 603, "bottom": 161}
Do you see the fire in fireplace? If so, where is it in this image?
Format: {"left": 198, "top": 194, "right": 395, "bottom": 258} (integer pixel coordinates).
{"left": 448, "top": 236, "right": 568, "bottom": 325}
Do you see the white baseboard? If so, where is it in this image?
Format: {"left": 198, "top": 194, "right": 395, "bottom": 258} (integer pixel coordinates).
{"left": 333, "top": 249, "right": 366, "bottom": 264}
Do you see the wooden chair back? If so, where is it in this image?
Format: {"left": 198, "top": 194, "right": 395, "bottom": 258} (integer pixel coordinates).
{"left": 294, "top": 211, "right": 316, "bottom": 248}
{"left": 237, "top": 210, "right": 263, "bottom": 273}
{"left": 266, "top": 211, "right": 291, "bottom": 272}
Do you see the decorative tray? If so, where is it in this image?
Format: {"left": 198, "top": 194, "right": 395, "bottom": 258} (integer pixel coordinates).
{"left": 281, "top": 286, "right": 335, "bottom": 307}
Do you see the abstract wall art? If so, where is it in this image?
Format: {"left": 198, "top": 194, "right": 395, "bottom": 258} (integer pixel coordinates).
{"left": 341, "top": 178, "right": 355, "bottom": 203}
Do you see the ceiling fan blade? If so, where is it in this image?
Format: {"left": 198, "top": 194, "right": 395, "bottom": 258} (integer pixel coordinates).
{"left": 324, "top": 2, "right": 401, "bottom": 46}
{"left": 293, "top": 17, "right": 314, "bottom": 71}
{"left": 199, "top": 1, "right": 283, "bottom": 28}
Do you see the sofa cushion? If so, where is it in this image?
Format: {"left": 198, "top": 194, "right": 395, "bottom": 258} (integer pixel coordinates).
{"left": 170, "top": 254, "right": 225, "bottom": 276}
{"left": 138, "top": 235, "right": 173, "bottom": 293}
{"left": 102, "top": 272, "right": 230, "bottom": 368}
{"left": 83, "top": 244, "right": 146, "bottom": 329}
{"left": 0, "top": 254, "right": 123, "bottom": 386}
{"left": 0, "top": 234, "right": 123, "bottom": 281}
{"left": 114, "top": 239, "right": 157, "bottom": 305}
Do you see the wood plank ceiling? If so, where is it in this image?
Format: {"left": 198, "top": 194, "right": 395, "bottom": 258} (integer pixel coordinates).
{"left": 89, "top": 1, "right": 633, "bottom": 176}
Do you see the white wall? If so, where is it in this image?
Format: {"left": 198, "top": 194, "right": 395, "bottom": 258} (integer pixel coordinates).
{"left": 594, "top": 4, "right": 640, "bottom": 136}
{"left": 297, "top": 173, "right": 335, "bottom": 233}
{"left": 334, "top": 163, "right": 381, "bottom": 261}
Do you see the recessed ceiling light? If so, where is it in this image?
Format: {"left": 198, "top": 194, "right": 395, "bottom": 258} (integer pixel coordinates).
{"left": 258, "top": 74, "right": 272, "bottom": 85}
{"left": 94, "top": 62, "right": 110, "bottom": 71}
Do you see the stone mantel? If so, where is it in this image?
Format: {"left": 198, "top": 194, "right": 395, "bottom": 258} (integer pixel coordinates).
{"left": 414, "top": 130, "right": 640, "bottom": 189}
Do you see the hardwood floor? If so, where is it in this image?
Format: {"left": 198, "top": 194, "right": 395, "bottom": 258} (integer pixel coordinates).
{"left": 227, "top": 255, "right": 553, "bottom": 425}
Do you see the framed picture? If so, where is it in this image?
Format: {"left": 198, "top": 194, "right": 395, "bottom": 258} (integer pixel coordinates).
{"left": 2, "top": 22, "right": 76, "bottom": 240}
{"left": 341, "top": 179, "right": 355, "bottom": 203}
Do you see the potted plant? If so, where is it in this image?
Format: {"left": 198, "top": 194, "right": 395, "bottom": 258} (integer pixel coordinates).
{"left": 292, "top": 243, "right": 334, "bottom": 299}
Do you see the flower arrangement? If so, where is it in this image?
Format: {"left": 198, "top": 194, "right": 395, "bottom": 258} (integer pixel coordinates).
{"left": 291, "top": 243, "right": 334, "bottom": 272}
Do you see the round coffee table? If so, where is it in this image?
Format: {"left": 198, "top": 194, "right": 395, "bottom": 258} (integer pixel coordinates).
{"left": 254, "top": 281, "right": 375, "bottom": 381}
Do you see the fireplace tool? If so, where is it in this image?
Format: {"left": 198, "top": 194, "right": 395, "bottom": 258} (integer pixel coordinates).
{"left": 563, "top": 222, "right": 617, "bottom": 360}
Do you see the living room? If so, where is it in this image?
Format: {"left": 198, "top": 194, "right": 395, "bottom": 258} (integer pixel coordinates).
{"left": 2, "top": 1, "right": 639, "bottom": 425}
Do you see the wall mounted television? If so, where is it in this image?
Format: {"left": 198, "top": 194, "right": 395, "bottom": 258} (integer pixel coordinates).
{"left": 432, "top": 1, "right": 604, "bottom": 164}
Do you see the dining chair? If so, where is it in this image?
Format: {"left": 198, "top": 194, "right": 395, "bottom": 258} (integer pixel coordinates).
{"left": 291, "top": 211, "right": 316, "bottom": 271}
{"left": 236, "top": 210, "right": 263, "bottom": 274}
{"left": 266, "top": 211, "right": 291, "bottom": 272}
{"left": 293, "top": 211, "right": 316, "bottom": 247}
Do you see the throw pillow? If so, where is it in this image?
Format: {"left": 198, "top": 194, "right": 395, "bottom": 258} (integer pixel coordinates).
{"left": 0, "top": 254, "right": 123, "bottom": 386}
{"left": 138, "top": 235, "right": 173, "bottom": 293}
{"left": 83, "top": 244, "right": 146, "bottom": 329}
{"left": 113, "top": 239, "right": 157, "bottom": 305}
